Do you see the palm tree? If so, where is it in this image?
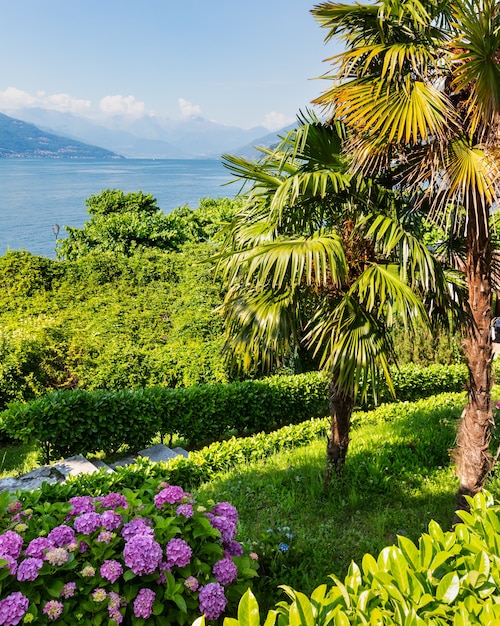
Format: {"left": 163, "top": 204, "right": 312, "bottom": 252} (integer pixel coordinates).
{"left": 311, "top": 0, "right": 500, "bottom": 510}
{"left": 216, "top": 113, "right": 452, "bottom": 481}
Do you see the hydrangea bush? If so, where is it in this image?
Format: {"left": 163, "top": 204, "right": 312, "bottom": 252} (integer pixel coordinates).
{"left": 0, "top": 483, "right": 258, "bottom": 625}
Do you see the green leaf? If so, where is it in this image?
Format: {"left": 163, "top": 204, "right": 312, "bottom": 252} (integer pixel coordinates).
{"left": 288, "top": 592, "right": 315, "bottom": 626}
{"left": 435, "top": 571, "right": 460, "bottom": 604}
{"left": 237, "top": 589, "right": 262, "bottom": 626}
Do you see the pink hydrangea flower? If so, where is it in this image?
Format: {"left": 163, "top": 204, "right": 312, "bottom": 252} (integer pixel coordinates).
{"left": 101, "top": 510, "right": 122, "bottom": 531}
{"left": 60, "top": 582, "right": 77, "bottom": 599}
{"left": 100, "top": 559, "right": 123, "bottom": 584}
{"left": 43, "top": 600, "right": 63, "bottom": 621}
{"left": 154, "top": 485, "right": 187, "bottom": 507}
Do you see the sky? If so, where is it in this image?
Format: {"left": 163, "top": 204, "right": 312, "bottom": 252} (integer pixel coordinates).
{"left": 0, "top": 0, "right": 343, "bottom": 131}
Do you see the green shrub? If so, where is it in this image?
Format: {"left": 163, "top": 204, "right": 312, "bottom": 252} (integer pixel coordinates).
{"left": 0, "top": 364, "right": 468, "bottom": 462}
{"left": 200, "top": 491, "right": 500, "bottom": 625}
{"left": 0, "top": 373, "right": 329, "bottom": 460}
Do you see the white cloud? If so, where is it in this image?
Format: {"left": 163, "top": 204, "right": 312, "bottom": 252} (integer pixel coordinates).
{"left": 178, "top": 98, "right": 201, "bottom": 118}
{"left": 99, "top": 95, "right": 145, "bottom": 117}
{"left": 0, "top": 86, "right": 91, "bottom": 114}
{"left": 262, "top": 111, "right": 294, "bottom": 131}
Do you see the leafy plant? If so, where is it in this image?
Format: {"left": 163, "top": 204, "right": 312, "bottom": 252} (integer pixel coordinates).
{"left": 195, "top": 491, "right": 500, "bottom": 625}
{"left": 0, "top": 482, "right": 257, "bottom": 625}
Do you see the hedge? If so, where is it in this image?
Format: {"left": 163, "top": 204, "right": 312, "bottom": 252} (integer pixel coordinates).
{"left": 0, "top": 364, "right": 468, "bottom": 461}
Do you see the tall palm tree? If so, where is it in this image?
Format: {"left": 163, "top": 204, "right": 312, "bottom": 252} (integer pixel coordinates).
{"left": 217, "top": 113, "right": 452, "bottom": 481}
{"left": 311, "top": 0, "right": 500, "bottom": 510}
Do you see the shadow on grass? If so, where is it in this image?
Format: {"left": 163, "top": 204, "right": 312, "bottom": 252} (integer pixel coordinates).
{"left": 196, "top": 394, "right": 500, "bottom": 607}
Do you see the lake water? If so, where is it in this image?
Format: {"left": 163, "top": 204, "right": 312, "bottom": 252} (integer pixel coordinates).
{"left": 0, "top": 159, "right": 235, "bottom": 258}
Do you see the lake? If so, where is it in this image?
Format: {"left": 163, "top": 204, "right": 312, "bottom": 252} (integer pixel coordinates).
{"left": 0, "top": 159, "right": 235, "bottom": 258}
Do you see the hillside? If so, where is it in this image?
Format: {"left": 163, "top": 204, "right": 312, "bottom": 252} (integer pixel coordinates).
{"left": 0, "top": 113, "right": 122, "bottom": 158}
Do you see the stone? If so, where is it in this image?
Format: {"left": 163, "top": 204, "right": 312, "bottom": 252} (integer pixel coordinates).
{"left": 173, "top": 446, "right": 189, "bottom": 458}
{"left": 90, "top": 460, "right": 115, "bottom": 473}
{"left": 53, "top": 455, "right": 101, "bottom": 478}
{"left": 138, "top": 444, "right": 179, "bottom": 463}
{"left": 109, "top": 456, "right": 137, "bottom": 469}
{"left": 0, "top": 465, "right": 64, "bottom": 493}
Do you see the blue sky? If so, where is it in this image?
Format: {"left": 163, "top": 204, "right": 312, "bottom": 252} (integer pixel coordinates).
{"left": 0, "top": 0, "right": 342, "bottom": 130}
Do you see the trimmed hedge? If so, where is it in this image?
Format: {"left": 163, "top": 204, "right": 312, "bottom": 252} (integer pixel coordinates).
{"left": 0, "top": 364, "right": 468, "bottom": 461}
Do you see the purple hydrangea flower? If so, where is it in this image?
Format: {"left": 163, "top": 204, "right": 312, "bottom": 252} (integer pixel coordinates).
{"left": 133, "top": 588, "right": 156, "bottom": 619}
{"left": 176, "top": 503, "right": 194, "bottom": 518}
{"left": 16, "top": 557, "right": 43, "bottom": 582}
{"left": 101, "top": 510, "right": 122, "bottom": 531}
{"left": 166, "top": 538, "right": 192, "bottom": 568}
{"left": 213, "top": 557, "right": 238, "bottom": 586}
{"left": 26, "top": 537, "right": 54, "bottom": 559}
{"left": 68, "top": 495, "right": 96, "bottom": 516}
{"left": 99, "top": 492, "right": 128, "bottom": 510}
{"left": 0, "top": 531, "right": 23, "bottom": 559}
{"left": 123, "top": 534, "right": 162, "bottom": 576}
{"left": 108, "top": 592, "right": 124, "bottom": 624}
{"left": 224, "top": 540, "right": 244, "bottom": 557}
{"left": 0, "top": 554, "right": 17, "bottom": 575}
{"left": 48, "top": 524, "right": 76, "bottom": 547}
{"left": 121, "top": 518, "right": 154, "bottom": 541}
{"left": 198, "top": 582, "right": 227, "bottom": 621}
{"left": 43, "top": 600, "right": 63, "bottom": 621}
{"left": 97, "top": 531, "right": 113, "bottom": 544}
{"left": 212, "top": 502, "right": 238, "bottom": 525}
{"left": 154, "top": 485, "right": 187, "bottom": 507}
{"left": 100, "top": 559, "right": 123, "bottom": 584}
{"left": 74, "top": 512, "right": 102, "bottom": 534}
{"left": 0, "top": 591, "right": 29, "bottom": 626}
{"left": 207, "top": 514, "right": 236, "bottom": 544}
{"left": 60, "top": 582, "right": 77, "bottom": 599}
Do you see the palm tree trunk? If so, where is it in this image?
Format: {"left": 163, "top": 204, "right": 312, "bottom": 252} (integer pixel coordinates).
{"left": 454, "top": 210, "right": 494, "bottom": 516}
{"left": 325, "top": 377, "right": 354, "bottom": 485}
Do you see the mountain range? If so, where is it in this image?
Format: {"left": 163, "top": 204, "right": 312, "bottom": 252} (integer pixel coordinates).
{"left": 0, "top": 107, "right": 294, "bottom": 159}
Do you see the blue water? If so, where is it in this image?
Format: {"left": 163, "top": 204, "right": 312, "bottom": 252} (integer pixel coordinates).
{"left": 0, "top": 159, "right": 235, "bottom": 258}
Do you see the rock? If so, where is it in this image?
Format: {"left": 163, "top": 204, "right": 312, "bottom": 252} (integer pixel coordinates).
{"left": 0, "top": 465, "right": 64, "bottom": 493}
{"left": 138, "top": 444, "right": 179, "bottom": 463}
{"left": 0, "top": 446, "right": 189, "bottom": 493}
{"left": 53, "top": 455, "right": 101, "bottom": 478}
{"left": 109, "top": 456, "right": 137, "bottom": 470}
{"left": 90, "top": 460, "right": 115, "bottom": 473}
{"left": 173, "top": 446, "right": 189, "bottom": 458}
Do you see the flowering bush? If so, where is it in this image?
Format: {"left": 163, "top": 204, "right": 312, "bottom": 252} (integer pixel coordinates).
{"left": 0, "top": 483, "right": 258, "bottom": 625}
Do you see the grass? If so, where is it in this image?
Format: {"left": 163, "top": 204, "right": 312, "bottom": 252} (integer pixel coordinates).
{"left": 195, "top": 392, "right": 500, "bottom": 610}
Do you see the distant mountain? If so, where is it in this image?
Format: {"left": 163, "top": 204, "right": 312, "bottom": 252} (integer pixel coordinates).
{"left": 3, "top": 107, "right": 282, "bottom": 159}
{"left": 232, "top": 123, "right": 298, "bottom": 159}
{"left": 0, "top": 113, "right": 121, "bottom": 159}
